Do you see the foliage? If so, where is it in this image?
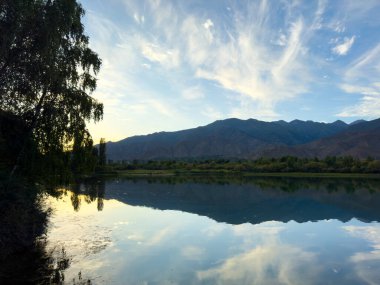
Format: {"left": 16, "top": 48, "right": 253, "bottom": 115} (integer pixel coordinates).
{"left": 98, "top": 137, "right": 106, "bottom": 167}
{"left": 0, "top": 0, "right": 102, "bottom": 159}
{"left": 0, "top": 1, "right": 104, "bottom": 280}
{"left": 108, "top": 156, "right": 380, "bottom": 174}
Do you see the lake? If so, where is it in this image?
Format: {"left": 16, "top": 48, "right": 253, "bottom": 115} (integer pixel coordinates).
{"left": 40, "top": 177, "right": 380, "bottom": 284}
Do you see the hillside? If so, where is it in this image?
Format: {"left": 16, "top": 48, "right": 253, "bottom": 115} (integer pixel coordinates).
{"left": 106, "top": 118, "right": 362, "bottom": 160}
{"left": 260, "top": 118, "right": 380, "bottom": 159}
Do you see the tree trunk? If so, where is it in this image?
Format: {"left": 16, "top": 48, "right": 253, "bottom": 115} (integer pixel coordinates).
{"left": 8, "top": 89, "right": 48, "bottom": 180}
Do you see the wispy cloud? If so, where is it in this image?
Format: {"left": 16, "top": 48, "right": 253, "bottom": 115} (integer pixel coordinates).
{"left": 337, "top": 43, "right": 380, "bottom": 118}
{"left": 201, "top": 106, "right": 223, "bottom": 121}
{"left": 343, "top": 225, "right": 380, "bottom": 285}
{"left": 332, "top": 36, "right": 355, "bottom": 56}
{"left": 197, "top": 244, "right": 319, "bottom": 284}
{"left": 119, "top": 0, "right": 328, "bottom": 120}
{"left": 140, "top": 41, "right": 180, "bottom": 69}
{"left": 80, "top": 0, "right": 380, "bottom": 140}
{"left": 342, "top": 0, "right": 380, "bottom": 20}
{"left": 337, "top": 93, "right": 380, "bottom": 117}
{"left": 203, "top": 19, "right": 214, "bottom": 30}
{"left": 182, "top": 86, "right": 204, "bottom": 100}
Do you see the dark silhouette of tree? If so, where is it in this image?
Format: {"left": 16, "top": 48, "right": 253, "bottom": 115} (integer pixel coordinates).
{"left": 0, "top": 0, "right": 102, "bottom": 176}
{"left": 71, "top": 129, "right": 98, "bottom": 174}
{"left": 97, "top": 181, "right": 105, "bottom": 211}
{"left": 99, "top": 138, "right": 106, "bottom": 167}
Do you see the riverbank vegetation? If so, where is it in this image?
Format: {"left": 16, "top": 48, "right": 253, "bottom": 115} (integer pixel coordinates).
{"left": 106, "top": 156, "right": 380, "bottom": 176}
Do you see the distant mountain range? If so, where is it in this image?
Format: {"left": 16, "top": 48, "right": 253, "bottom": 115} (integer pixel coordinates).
{"left": 106, "top": 118, "right": 380, "bottom": 160}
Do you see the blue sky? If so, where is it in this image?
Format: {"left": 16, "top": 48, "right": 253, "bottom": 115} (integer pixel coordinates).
{"left": 80, "top": 0, "right": 380, "bottom": 142}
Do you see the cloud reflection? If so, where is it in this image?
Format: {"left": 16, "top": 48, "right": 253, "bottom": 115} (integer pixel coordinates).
{"left": 343, "top": 225, "right": 380, "bottom": 285}
{"left": 197, "top": 244, "right": 319, "bottom": 285}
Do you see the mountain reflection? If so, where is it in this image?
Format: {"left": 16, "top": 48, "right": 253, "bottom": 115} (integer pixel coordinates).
{"left": 73, "top": 176, "right": 380, "bottom": 224}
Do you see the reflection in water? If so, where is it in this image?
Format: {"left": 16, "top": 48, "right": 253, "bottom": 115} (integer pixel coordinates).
{"left": 62, "top": 180, "right": 105, "bottom": 212}
{"left": 37, "top": 176, "right": 380, "bottom": 284}
{"left": 61, "top": 177, "right": 380, "bottom": 225}
{"left": 0, "top": 238, "right": 87, "bottom": 284}
{"left": 0, "top": 182, "right": 93, "bottom": 284}
{"left": 342, "top": 225, "right": 380, "bottom": 284}
{"left": 197, "top": 244, "right": 319, "bottom": 284}
{"left": 101, "top": 177, "right": 380, "bottom": 224}
{"left": 4, "top": 176, "right": 380, "bottom": 284}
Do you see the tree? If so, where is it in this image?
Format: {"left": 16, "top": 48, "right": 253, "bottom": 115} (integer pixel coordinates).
{"left": 98, "top": 138, "right": 106, "bottom": 167}
{"left": 0, "top": 0, "right": 102, "bottom": 174}
{"left": 71, "top": 129, "right": 98, "bottom": 174}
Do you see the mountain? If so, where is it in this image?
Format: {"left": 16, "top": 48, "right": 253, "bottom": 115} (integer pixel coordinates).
{"left": 261, "top": 118, "right": 380, "bottom": 158}
{"left": 350, "top": 119, "right": 367, "bottom": 125}
{"left": 107, "top": 118, "right": 354, "bottom": 160}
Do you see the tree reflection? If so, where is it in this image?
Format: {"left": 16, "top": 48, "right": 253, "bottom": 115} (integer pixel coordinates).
{"left": 1, "top": 241, "right": 93, "bottom": 284}
{"left": 63, "top": 180, "right": 106, "bottom": 212}
{"left": 106, "top": 175, "right": 380, "bottom": 192}
{"left": 57, "top": 175, "right": 380, "bottom": 223}
{"left": 0, "top": 181, "right": 92, "bottom": 284}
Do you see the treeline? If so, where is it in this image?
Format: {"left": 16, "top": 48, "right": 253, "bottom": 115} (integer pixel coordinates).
{"left": 0, "top": 111, "right": 108, "bottom": 183}
{"left": 110, "top": 156, "right": 380, "bottom": 174}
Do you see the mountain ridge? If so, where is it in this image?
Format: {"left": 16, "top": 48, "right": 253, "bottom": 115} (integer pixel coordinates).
{"left": 106, "top": 118, "right": 380, "bottom": 160}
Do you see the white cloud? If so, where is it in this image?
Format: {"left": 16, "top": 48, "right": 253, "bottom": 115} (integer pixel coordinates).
{"left": 201, "top": 106, "right": 223, "bottom": 121}
{"left": 346, "top": 43, "right": 380, "bottom": 79}
{"left": 311, "top": 0, "right": 327, "bottom": 30}
{"left": 332, "top": 21, "right": 346, "bottom": 33}
{"left": 332, "top": 36, "right": 355, "bottom": 56}
{"left": 340, "top": 84, "right": 380, "bottom": 97}
{"left": 342, "top": 0, "right": 380, "bottom": 21}
{"left": 197, "top": 244, "right": 319, "bottom": 284}
{"left": 337, "top": 94, "right": 380, "bottom": 118}
{"left": 194, "top": 15, "right": 311, "bottom": 119}
{"left": 337, "top": 43, "right": 380, "bottom": 118}
{"left": 228, "top": 99, "right": 280, "bottom": 121}
{"left": 121, "top": 0, "right": 323, "bottom": 120}
{"left": 84, "top": 11, "right": 195, "bottom": 141}
{"left": 140, "top": 42, "right": 180, "bottom": 69}
{"left": 275, "top": 33, "right": 287, "bottom": 46}
{"left": 83, "top": 0, "right": 380, "bottom": 140}
{"left": 181, "top": 246, "right": 205, "bottom": 261}
{"left": 181, "top": 16, "right": 214, "bottom": 65}
{"left": 343, "top": 225, "right": 380, "bottom": 285}
{"left": 182, "top": 86, "right": 205, "bottom": 100}
{"left": 203, "top": 19, "right": 214, "bottom": 30}
{"left": 133, "top": 12, "right": 144, "bottom": 24}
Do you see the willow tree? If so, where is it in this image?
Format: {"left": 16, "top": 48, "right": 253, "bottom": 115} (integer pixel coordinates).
{"left": 0, "top": 0, "right": 102, "bottom": 174}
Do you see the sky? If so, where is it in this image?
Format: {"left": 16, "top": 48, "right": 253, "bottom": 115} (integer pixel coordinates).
{"left": 79, "top": 0, "right": 380, "bottom": 142}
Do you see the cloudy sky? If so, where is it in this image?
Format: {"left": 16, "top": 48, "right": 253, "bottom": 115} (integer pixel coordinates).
{"left": 79, "top": 0, "right": 380, "bottom": 142}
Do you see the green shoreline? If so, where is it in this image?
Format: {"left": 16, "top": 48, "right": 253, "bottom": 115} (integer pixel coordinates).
{"left": 98, "top": 169, "right": 380, "bottom": 179}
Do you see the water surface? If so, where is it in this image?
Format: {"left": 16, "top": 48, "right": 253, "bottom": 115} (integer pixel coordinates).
{"left": 45, "top": 177, "right": 380, "bottom": 284}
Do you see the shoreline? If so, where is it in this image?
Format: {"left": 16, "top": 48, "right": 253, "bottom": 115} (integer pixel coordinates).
{"left": 97, "top": 170, "right": 380, "bottom": 179}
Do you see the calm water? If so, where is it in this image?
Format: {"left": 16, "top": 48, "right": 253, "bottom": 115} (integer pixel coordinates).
{"left": 44, "top": 177, "right": 380, "bottom": 284}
